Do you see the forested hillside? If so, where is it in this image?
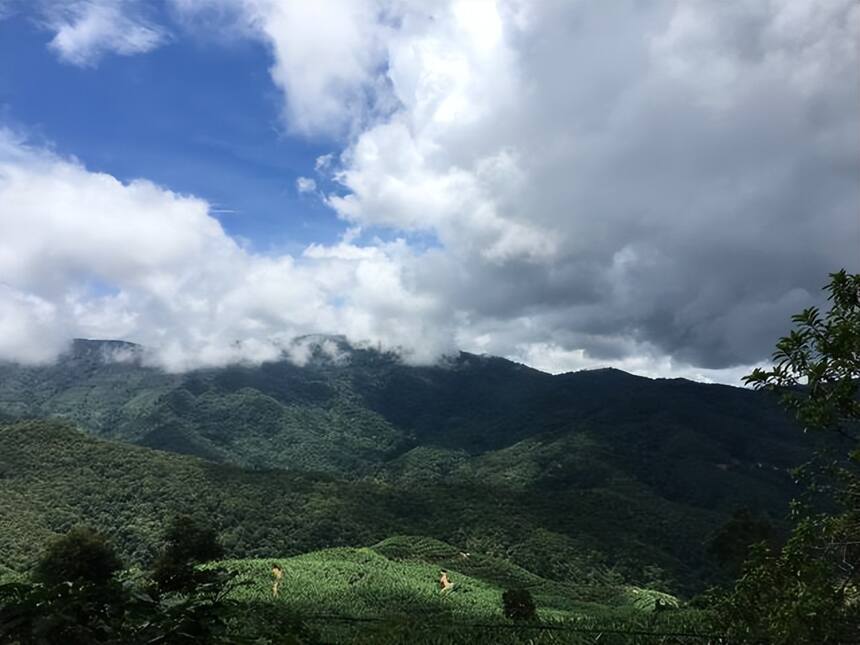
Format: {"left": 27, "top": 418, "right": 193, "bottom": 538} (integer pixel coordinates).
{"left": 0, "top": 339, "right": 811, "bottom": 479}
{"left": 0, "top": 420, "right": 705, "bottom": 592}
{"left": 0, "top": 338, "right": 822, "bottom": 596}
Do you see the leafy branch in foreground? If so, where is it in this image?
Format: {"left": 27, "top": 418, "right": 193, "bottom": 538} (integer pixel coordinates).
{"left": 719, "top": 270, "right": 860, "bottom": 644}
{"left": 744, "top": 269, "right": 860, "bottom": 437}
{"left": 0, "top": 520, "right": 318, "bottom": 645}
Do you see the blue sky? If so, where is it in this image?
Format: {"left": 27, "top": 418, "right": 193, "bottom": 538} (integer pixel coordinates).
{"left": 0, "top": 1, "right": 856, "bottom": 381}
{"left": 0, "top": 8, "right": 340, "bottom": 254}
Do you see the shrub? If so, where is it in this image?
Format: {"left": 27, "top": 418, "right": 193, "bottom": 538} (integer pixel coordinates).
{"left": 152, "top": 515, "right": 224, "bottom": 593}
{"left": 32, "top": 526, "right": 120, "bottom": 587}
{"left": 502, "top": 588, "right": 537, "bottom": 621}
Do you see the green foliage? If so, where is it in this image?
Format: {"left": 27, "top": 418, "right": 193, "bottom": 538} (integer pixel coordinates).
{"left": 744, "top": 269, "right": 860, "bottom": 434}
{"left": 216, "top": 538, "right": 667, "bottom": 621}
{"left": 32, "top": 527, "right": 121, "bottom": 587}
{"left": 0, "top": 526, "right": 318, "bottom": 645}
{"left": 152, "top": 515, "right": 225, "bottom": 593}
{"left": 0, "top": 579, "right": 126, "bottom": 644}
{"left": 162, "top": 514, "right": 224, "bottom": 564}
{"left": 1, "top": 525, "right": 714, "bottom": 645}
{"left": 705, "top": 509, "right": 776, "bottom": 576}
{"left": 0, "top": 431, "right": 589, "bottom": 591}
{"left": 720, "top": 270, "right": 860, "bottom": 643}
{"left": 718, "top": 514, "right": 857, "bottom": 644}
{"left": 214, "top": 544, "right": 713, "bottom": 643}
{"left": 0, "top": 406, "right": 812, "bottom": 598}
{"left": 502, "top": 588, "right": 538, "bottom": 621}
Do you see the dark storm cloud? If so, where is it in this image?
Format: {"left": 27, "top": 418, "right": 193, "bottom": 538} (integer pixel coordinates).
{"left": 370, "top": 0, "right": 860, "bottom": 371}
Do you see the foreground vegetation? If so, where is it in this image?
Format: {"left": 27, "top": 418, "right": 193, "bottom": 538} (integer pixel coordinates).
{"left": 1, "top": 520, "right": 719, "bottom": 644}
{"left": 713, "top": 271, "right": 860, "bottom": 644}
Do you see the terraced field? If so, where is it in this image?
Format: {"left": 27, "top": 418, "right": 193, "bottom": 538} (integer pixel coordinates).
{"left": 215, "top": 536, "right": 715, "bottom": 643}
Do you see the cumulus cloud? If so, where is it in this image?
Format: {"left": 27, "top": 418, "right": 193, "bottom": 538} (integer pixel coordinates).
{"left": 173, "top": 0, "right": 858, "bottom": 370}
{"left": 0, "top": 131, "right": 455, "bottom": 371}
{"left": 171, "top": 0, "right": 394, "bottom": 138}
{"left": 327, "top": 0, "right": 859, "bottom": 371}
{"left": 310, "top": 0, "right": 857, "bottom": 373}
{"left": 0, "top": 285, "right": 66, "bottom": 364}
{"left": 2, "top": 0, "right": 858, "bottom": 384}
{"left": 42, "top": 0, "right": 167, "bottom": 67}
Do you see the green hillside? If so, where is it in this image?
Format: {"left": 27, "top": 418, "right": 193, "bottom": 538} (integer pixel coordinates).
{"left": 0, "top": 339, "right": 825, "bottom": 597}
{"left": 215, "top": 537, "right": 715, "bottom": 643}
{"left": 0, "top": 340, "right": 814, "bottom": 519}
{"left": 0, "top": 418, "right": 782, "bottom": 597}
{"left": 0, "top": 339, "right": 811, "bottom": 486}
{"left": 0, "top": 339, "right": 407, "bottom": 474}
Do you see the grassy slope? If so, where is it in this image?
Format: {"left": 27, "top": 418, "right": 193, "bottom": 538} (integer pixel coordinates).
{"left": 217, "top": 537, "right": 714, "bottom": 644}
{"left": 221, "top": 541, "right": 686, "bottom": 618}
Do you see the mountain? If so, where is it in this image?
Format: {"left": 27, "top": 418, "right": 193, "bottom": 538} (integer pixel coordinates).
{"left": 0, "top": 338, "right": 820, "bottom": 595}
{"left": 0, "top": 338, "right": 811, "bottom": 509}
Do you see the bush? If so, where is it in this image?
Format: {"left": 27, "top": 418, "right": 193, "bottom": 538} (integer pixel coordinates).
{"left": 502, "top": 588, "right": 537, "bottom": 621}
{"left": 32, "top": 526, "right": 121, "bottom": 587}
{"left": 152, "top": 515, "right": 224, "bottom": 593}
{"left": 1, "top": 523, "right": 316, "bottom": 644}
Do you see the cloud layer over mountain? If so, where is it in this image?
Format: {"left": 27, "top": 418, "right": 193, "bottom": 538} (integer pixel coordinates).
{"left": 1, "top": 0, "right": 858, "bottom": 382}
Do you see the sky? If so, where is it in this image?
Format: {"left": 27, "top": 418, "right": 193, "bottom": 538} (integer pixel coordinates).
{"left": 0, "top": 0, "right": 857, "bottom": 382}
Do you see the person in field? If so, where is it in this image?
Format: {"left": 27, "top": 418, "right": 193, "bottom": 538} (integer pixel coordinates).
{"left": 271, "top": 563, "right": 284, "bottom": 598}
{"left": 439, "top": 570, "right": 454, "bottom": 594}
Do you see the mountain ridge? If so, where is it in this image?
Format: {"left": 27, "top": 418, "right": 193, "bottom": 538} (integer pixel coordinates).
{"left": 0, "top": 337, "right": 819, "bottom": 595}
{"left": 56, "top": 337, "right": 719, "bottom": 385}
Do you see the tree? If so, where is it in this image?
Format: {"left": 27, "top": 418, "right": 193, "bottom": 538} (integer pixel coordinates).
{"left": 502, "top": 588, "right": 537, "bottom": 621}
{"left": 706, "top": 509, "right": 776, "bottom": 577}
{"left": 32, "top": 526, "right": 121, "bottom": 587}
{"left": 151, "top": 515, "right": 225, "bottom": 593}
{"left": 745, "top": 269, "right": 860, "bottom": 436}
{"left": 718, "top": 270, "right": 860, "bottom": 644}
{"left": 160, "top": 514, "right": 224, "bottom": 564}
{"left": 1, "top": 520, "right": 313, "bottom": 644}
{"left": 0, "top": 528, "right": 125, "bottom": 643}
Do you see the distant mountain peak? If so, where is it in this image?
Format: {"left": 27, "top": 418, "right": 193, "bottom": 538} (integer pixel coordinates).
{"left": 559, "top": 366, "right": 640, "bottom": 380}
{"left": 67, "top": 338, "right": 144, "bottom": 363}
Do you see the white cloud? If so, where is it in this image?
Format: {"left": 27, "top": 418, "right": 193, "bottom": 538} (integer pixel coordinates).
{"left": 295, "top": 176, "right": 316, "bottom": 194}
{"left": 44, "top": 0, "right": 167, "bottom": 67}
{"left": 172, "top": 0, "right": 394, "bottom": 138}
{"left": 0, "top": 286, "right": 66, "bottom": 364}
{"left": 0, "top": 131, "right": 455, "bottom": 371}
{"left": 314, "top": 153, "right": 334, "bottom": 172}
{"left": 3, "top": 1, "right": 859, "bottom": 385}
{"left": 314, "top": 0, "right": 860, "bottom": 371}
{"left": 507, "top": 341, "right": 765, "bottom": 386}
